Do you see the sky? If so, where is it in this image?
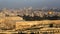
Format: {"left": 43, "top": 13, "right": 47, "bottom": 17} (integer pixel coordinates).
{"left": 0, "top": 0, "right": 60, "bottom": 8}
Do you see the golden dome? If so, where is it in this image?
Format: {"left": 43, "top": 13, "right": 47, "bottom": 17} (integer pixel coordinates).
{"left": 48, "top": 11, "right": 53, "bottom": 15}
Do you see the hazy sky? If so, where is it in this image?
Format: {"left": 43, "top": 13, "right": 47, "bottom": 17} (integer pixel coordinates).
{"left": 0, "top": 0, "right": 60, "bottom": 8}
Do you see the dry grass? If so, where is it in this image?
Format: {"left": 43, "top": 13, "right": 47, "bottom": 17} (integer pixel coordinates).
{"left": 0, "top": 17, "right": 60, "bottom": 34}
{"left": 16, "top": 20, "right": 60, "bottom": 30}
